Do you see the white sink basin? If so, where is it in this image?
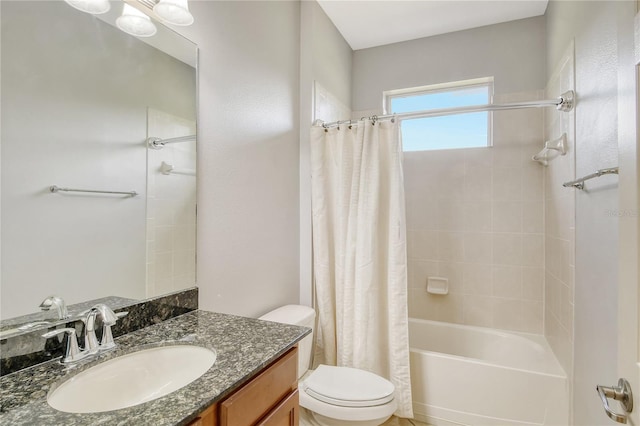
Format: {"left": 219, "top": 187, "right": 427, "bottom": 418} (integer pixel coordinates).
{"left": 48, "top": 345, "right": 216, "bottom": 413}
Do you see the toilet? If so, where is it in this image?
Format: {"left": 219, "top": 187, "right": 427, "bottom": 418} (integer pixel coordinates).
{"left": 259, "top": 305, "right": 397, "bottom": 426}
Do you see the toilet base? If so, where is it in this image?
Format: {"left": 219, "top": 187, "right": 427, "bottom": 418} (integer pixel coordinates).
{"left": 310, "top": 410, "right": 392, "bottom": 426}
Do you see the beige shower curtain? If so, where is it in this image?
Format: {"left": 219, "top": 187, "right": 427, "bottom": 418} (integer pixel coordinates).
{"left": 310, "top": 119, "right": 413, "bottom": 418}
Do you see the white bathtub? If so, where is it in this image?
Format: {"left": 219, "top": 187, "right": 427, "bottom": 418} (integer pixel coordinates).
{"left": 409, "top": 318, "right": 569, "bottom": 426}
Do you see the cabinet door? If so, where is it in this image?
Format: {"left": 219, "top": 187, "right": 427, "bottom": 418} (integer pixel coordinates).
{"left": 187, "top": 403, "right": 218, "bottom": 426}
{"left": 257, "top": 389, "right": 299, "bottom": 426}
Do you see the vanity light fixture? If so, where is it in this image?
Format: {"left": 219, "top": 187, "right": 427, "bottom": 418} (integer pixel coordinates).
{"left": 116, "top": 3, "right": 158, "bottom": 37}
{"left": 64, "top": 0, "right": 111, "bottom": 14}
{"left": 153, "top": 0, "right": 194, "bottom": 26}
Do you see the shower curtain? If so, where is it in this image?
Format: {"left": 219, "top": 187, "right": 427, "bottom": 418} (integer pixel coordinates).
{"left": 310, "top": 119, "right": 413, "bottom": 418}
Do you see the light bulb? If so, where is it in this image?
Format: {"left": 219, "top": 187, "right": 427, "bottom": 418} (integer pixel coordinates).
{"left": 153, "top": 0, "right": 194, "bottom": 26}
{"left": 64, "top": 0, "right": 111, "bottom": 14}
{"left": 116, "top": 4, "right": 157, "bottom": 38}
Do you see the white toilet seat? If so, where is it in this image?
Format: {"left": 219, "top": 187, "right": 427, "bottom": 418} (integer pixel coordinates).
{"left": 302, "top": 365, "right": 395, "bottom": 407}
{"left": 305, "top": 388, "right": 394, "bottom": 408}
{"left": 299, "top": 365, "right": 397, "bottom": 422}
{"left": 300, "top": 386, "right": 397, "bottom": 422}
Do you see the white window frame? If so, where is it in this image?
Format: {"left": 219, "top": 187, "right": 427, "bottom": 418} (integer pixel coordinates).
{"left": 383, "top": 77, "right": 494, "bottom": 150}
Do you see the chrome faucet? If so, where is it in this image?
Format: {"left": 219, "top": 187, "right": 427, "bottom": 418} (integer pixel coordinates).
{"left": 41, "top": 328, "right": 88, "bottom": 363}
{"left": 83, "top": 308, "right": 102, "bottom": 355}
{"left": 83, "top": 304, "right": 127, "bottom": 354}
{"left": 39, "top": 295, "right": 70, "bottom": 320}
{"left": 42, "top": 304, "right": 127, "bottom": 364}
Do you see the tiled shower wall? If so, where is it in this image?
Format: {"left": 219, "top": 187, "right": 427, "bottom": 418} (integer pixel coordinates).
{"left": 405, "top": 90, "right": 546, "bottom": 333}
{"left": 543, "top": 47, "right": 575, "bottom": 376}
{"left": 146, "top": 108, "right": 197, "bottom": 298}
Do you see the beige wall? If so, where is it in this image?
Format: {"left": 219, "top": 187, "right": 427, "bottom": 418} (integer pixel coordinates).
{"left": 543, "top": 45, "right": 575, "bottom": 381}
{"left": 352, "top": 16, "right": 546, "bottom": 113}
{"left": 177, "top": 1, "right": 302, "bottom": 317}
{"left": 545, "top": 1, "right": 636, "bottom": 423}
{"left": 146, "top": 109, "right": 197, "bottom": 297}
{"left": 403, "top": 92, "right": 545, "bottom": 332}
{"left": 299, "top": 1, "right": 353, "bottom": 306}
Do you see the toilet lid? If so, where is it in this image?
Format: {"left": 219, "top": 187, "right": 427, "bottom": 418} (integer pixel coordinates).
{"left": 302, "top": 365, "right": 395, "bottom": 408}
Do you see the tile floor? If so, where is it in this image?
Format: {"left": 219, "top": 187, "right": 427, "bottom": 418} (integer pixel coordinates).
{"left": 300, "top": 409, "right": 431, "bottom": 426}
{"left": 382, "top": 416, "right": 431, "bottom": 426}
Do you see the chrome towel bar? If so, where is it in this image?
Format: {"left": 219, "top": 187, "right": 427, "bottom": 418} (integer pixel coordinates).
{"left": 49, "top": 185, "right": 137, "bottom": 197}
{"left": 562, "top": 167, "right": 619, "bottom": 190}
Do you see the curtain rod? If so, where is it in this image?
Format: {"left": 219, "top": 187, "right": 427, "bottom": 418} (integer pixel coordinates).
{"left": 316, "top": 90, "right": 575, "bottom": 129}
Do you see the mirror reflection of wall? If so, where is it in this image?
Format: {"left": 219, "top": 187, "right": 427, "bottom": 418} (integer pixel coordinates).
{"left": 0, "top": 0, "right": 197, "bottom": 320}
{"left": 146, "top": 109, "right": 197, "bottom": 297}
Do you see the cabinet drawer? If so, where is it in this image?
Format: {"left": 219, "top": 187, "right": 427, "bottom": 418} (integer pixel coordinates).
{"left": 257, "top": 389, "right": 299, "bottom": 426}
{"left": 220, "top": 347, "right": 298, "bottom": 426}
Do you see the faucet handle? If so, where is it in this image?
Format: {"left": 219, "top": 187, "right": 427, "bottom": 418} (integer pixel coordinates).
{"left": 39, "top": 296, "right": 70, "bottom": 320}
{"left": 42, "top": 328, "right": 87, "bottom": 363}
{"left": 100, "top": 311, "right": 128, "bottom": 350}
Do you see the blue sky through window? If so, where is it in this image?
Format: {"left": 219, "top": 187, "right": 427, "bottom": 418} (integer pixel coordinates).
{"left": 390, "top": 85, "right": 490, "bottom": 151}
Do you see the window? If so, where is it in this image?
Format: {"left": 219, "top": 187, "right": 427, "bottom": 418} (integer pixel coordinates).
{"left": 384, "top": 78, "right": 493, "bottom": 152}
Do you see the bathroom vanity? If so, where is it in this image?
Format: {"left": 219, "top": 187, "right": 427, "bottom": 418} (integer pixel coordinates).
{"left": 190, "top": 346, "right": 299, "bottom": 426}
{"left": 0, "top": 310, "right": 309, "bottom": 425}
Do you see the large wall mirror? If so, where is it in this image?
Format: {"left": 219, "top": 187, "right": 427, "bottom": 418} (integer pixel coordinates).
{"left": 1, "top": 0, "right": 197, "bottom": 320}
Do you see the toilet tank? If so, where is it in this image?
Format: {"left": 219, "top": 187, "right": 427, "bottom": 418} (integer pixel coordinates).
{"left": 259, "top": 305, "right": 315, "bottom": 379}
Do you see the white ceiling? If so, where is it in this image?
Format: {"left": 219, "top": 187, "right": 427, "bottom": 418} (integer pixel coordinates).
{"left": 316, "top": 0, "right": 549, "bottom": 50}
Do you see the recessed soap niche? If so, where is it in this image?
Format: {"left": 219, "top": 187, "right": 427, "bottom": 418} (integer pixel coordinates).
{"left": 427, "top": 277, "right": 449, "bottom": 295}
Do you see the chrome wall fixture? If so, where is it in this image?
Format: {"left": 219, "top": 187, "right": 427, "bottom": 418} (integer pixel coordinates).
{"left": 532, "top": 133, "right": 568, "bottom": 166}
{"left": 316, "top": 91, "right": 575, "bottom": 129}
{"left": 160, "top": 161, "right": 196, "bottom": 176}
{"left": 562, "top": 167, "right": 619, "bottom": 190}
{"left": 147, "top": 135, "right": 196, "bottom": 149}
{"left": 49, "top": 185, "right": 138, "bottom": 197}
{"left": 596, "top": 378, "right": 634, "bottom": 424}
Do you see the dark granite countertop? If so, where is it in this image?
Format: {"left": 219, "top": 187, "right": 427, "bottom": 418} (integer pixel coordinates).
{"left": 0, "top": 310, "right": 310, "bottom": 425}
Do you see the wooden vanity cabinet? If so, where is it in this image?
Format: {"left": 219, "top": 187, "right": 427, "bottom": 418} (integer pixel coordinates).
{"left": 187, "top": 346, "right": 299, "bottom": 426}
{"left": 187, "top": 404, "right": 217, "bottom": 426}
{"left": 254, "top": 389, "right": 299, "bottom": 426}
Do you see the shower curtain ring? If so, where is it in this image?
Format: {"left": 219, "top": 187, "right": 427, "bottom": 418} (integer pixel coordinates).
{"left": 371, "top": 115, "right": 378, "bottom": 125}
